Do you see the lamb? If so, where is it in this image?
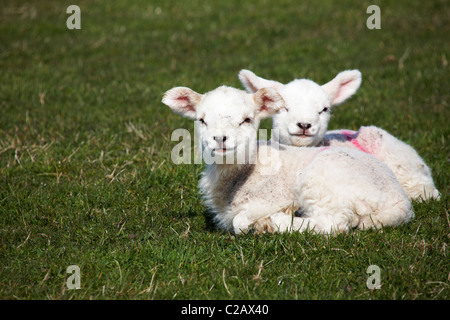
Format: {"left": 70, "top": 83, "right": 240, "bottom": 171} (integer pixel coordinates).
{"left": 162, "top": 85, "right": 414, "bottom": 234}
{"left": 239, "top": 69, "right": 440, "bottom": 201}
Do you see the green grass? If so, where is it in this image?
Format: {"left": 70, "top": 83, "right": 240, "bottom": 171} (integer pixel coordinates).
{"left": 0, "top": 0, "right": 449, "bottom": 300}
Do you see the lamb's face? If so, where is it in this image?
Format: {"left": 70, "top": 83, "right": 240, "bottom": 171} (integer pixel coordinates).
{"left": 162, "top": 85, "right": 285, "bottom": 164}
{"left": 195, "top": 87, "right": 261, "bottom": 159}
{"left": 273, "top": 80, "right": 331, "bottom": 147}
{"left": 238, "top": 69, "right": 362, "bottom": 148}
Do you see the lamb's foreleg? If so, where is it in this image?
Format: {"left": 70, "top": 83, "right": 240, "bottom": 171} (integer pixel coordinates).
{"left": 234, "top": 207, "right": 315, "bottom": 234}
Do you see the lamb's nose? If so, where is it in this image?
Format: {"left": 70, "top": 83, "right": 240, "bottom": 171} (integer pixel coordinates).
{"left": 213, "top": 136, "right": 227, "bottom": 143}
{"left": 297, "top": 123, "right": 312, "bottom": 130}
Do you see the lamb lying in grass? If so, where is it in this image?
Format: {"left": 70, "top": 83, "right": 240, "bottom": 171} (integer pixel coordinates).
{"left": 162, "top": 85, "right": 414, "bottom": 234}
{"left": 239, "top": 69, "right": 440, "bottom": 201}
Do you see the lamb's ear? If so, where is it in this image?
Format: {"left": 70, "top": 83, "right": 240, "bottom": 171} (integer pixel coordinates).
{"left": 239, "top": 69, "right": 284, "bottom": 93}
{"left": 321, "top": 70, "right": 362, "bottom": 106}
{"left": 162, "top": 87, "right": 202, "bottom": 119}
{"left": 253, "top": 87, "right": 285, "bottom": 118}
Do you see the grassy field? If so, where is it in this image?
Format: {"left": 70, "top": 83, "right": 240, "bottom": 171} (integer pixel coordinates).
{"left": 0, "top": 0, "right": 448, "bottom": 300}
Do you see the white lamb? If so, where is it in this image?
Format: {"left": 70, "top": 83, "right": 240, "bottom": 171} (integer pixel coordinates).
{"left": 239, "top": 69, "right": 440, "bottom": 201}
{"left": 162, "top": 85, "right": 414, "bottom": 234}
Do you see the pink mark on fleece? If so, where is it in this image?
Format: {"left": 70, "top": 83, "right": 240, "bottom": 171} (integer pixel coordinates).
{"left": 340, "top": 130, "right": 371, "bottom": 154}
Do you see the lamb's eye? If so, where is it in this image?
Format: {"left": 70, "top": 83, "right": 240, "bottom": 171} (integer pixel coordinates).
{"left": 199, "top": 118, "right": 206, "bottom": 125}
{"left": 240, "top": 118, "right": 252, "bottom": 125}
{"left": 319, "top": 107, "right": 329, "bottom": 114}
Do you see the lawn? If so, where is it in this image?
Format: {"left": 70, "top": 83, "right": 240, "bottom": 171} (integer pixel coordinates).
{"left": 0, "top": 0, "right": 448, "bottom": 300}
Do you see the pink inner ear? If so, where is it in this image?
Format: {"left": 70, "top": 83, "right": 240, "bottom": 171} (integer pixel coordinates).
{"left": 175, "top": 94, "right": 195, "bottom": 111}
{"left": 260, "top": 94, "right": 274, "bottom": 112}
{"left": 335, "top": 79, "right": 352, "bottom": 99}
{"left": 176, "top": 95, "right": 190, "bottom": 104}
{"left": 246, "top": 81, "right": 259, "bottom": 94}
{"left": 340, "top": 79, "right": 354, "bottom": 89}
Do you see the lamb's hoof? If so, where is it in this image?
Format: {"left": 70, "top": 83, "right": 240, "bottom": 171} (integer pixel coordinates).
{"left": 250, "top": 217, "right": 275, "bottom": 234}
{"left": 294, "top": 208, "right": 305, "bottom": 217}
